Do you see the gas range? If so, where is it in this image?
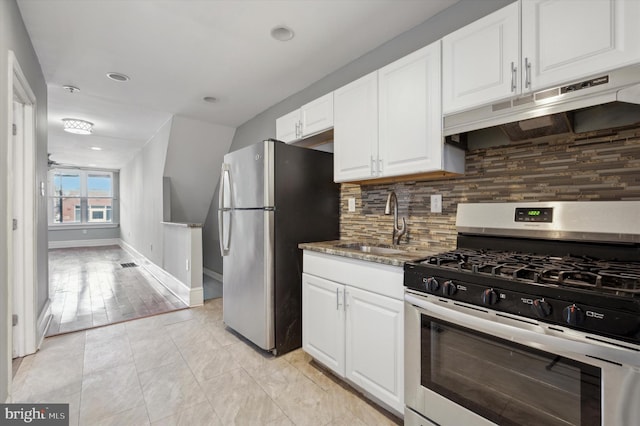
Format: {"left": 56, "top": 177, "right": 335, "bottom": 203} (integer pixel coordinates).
{"left": 404, "top": 201, "right": 640, "bottom": 345}
{"left": 404, "top": 201, "right": 640, "bottom": 426}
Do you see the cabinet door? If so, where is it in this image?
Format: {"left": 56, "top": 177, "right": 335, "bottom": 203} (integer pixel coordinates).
{"left": 378, "top": 41, "right": 442, "bottom": 177}
{"left": 276, "top": 109, "right": 301, "bottom": 143}
{"left": 442, "top": 2, "right": 519, "bottom": 114}
{"left": 301, "top": 92, "right": 334, "bottom": 137}
{"left": 334, "top": 72, "right": 378, "bottom": 182}
{"left": 522, "top": 0, "right": 640, "bottom": 92}
{"left": 302, "top": 273, "right": 345, "bottom": 376}
{"left": 345, "top": 286, "right": 404, "bottom": 413}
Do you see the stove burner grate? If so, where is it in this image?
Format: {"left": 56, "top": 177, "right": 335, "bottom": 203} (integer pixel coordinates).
{"left": 422, "top": 249, "right": 640, "bottom": 297}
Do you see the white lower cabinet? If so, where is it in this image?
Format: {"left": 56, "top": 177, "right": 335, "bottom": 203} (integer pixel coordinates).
{"left": 302, "top": 251, "right": 404, "bottom": 414}
{"left": 302, "top": 273, "right": 345, "bottom": 374}
{"left": 345, "top": 286, "right": 404, "bottom": 411}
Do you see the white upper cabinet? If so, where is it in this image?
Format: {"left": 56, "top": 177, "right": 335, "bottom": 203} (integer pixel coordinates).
{"left": 301, "top": 92, "right": 334, "bottom": 137}
{"left": 275, "top": 109, "right": 301, "bottom": 143}
{"left": 522, "top": 0, "right": 640, "bottom": 92}
{"left": 378, "top": 41, "right": 444, "bottom": 177}
{"left": 442, "top": 2, "right": 519, "bottom": 114}
{"left": 276, "top": 93, "right": 334, "bottom": 144}
{"left": 334, "top": 40, "right": 463, "bottom": 182}
{"left": 334, "top": 72, "right": 378, "bottom": 182}
{"left": 443, "top": 0, "right": 640, "bottom": 114}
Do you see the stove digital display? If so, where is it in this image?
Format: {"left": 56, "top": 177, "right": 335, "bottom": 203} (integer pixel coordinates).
{"left": 515, "top": 207, "right": 553, "bottom": 222}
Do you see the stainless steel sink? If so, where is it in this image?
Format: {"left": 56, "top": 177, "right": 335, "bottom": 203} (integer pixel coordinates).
{"left": 335, "top": 242, "right": 405, "bottom": 255}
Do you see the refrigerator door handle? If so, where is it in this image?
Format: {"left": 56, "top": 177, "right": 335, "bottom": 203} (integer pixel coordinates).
{"left": 219, "top": 164, "right": 231, "bottom": 255}
{"left": 219, "top": 163, "right": 231, "bottom": 209}
{"left": 218, "top": 209, "right": 232, "bottom": 255}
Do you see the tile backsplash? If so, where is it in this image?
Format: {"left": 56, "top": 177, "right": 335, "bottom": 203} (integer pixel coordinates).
{"left": 340, "top": 127, "right": 640, "bottom": 252}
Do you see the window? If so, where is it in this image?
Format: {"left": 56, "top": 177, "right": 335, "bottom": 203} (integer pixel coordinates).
{"left": 49, "top": 169, "right": 115, "bottom": 225}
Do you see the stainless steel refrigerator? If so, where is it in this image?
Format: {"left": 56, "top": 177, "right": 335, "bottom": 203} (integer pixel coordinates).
{"left": 218, "top": 139, "right": 339, "bottom": 355}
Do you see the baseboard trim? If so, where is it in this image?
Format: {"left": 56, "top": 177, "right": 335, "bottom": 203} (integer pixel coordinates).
{"left": 119, "top": 239, "right": 202, "bottom": 307}
{"left": 203, "top": 267, "right": 223, "bottom": 282}
{"left": 48, "top": 238, "right": 120, "bottom": 249}
{"left": 36, "top": 299, "right": 52, "bottom": 349}
{"left": 189, "top": 287, "right": 204, "bottom": 307}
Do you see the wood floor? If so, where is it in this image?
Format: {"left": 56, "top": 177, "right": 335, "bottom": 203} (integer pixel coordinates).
{"left": 47, "top": 245, "right": 187, "bottom": 336}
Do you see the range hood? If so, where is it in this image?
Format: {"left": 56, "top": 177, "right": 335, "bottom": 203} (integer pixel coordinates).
{"left": 444, "top": 65, "right": 640, "bottom": 137}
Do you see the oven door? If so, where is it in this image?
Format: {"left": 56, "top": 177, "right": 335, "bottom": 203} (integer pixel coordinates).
{"left": 405, "top": 291, "right": 640, "bottom": 426}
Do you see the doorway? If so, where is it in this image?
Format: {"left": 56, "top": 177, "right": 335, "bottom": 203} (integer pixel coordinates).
{"left": 8, "top": 50, "right": 38, "bottom": 366}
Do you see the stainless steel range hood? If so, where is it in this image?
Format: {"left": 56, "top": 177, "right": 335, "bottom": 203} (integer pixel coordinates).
{"left": 444, "top": 65, "right": 640, "bottom": 137}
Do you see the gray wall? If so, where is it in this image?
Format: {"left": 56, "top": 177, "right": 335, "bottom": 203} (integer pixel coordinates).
{"left": 202, "top": 182, "right": 222, "bottom": 273}
{"left": 164, "top": 116, "right": 234, "bottom": 224}
{"left": 202, "top": 0, "right": 514, "bottom": 275}
{"left": 1, "top": 0, "right": 49, "bottom": 402}
{"left": 48, "top": 171, "right": 121, "bottom": 243}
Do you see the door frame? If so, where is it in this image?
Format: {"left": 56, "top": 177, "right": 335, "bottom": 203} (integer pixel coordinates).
{"left": 7, "top": 50, "right": 38, "bottom": 363}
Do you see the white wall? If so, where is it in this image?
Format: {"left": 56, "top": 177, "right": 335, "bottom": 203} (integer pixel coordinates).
{"left": 164, "top": 116, "right": 235, "bottom": 223}
{"left": 1, "top": 0, "right": 49, "bottom": 403}
{"left": 121, "top": 115, "right": 235, "bottom": 273}
{"left": 120, "top": 118, "right": 172, "bottom": 266}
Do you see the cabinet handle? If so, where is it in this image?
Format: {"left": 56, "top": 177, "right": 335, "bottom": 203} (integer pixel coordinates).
{"left": 510, "top": 61, "right": 517, "bottom": 92}
{"left": 336, "top": 288, "right": 341, "bottom": 310}
{"left": 378, "top": 159, "right": 383, "bottom": 175}
{"left": 295, "top": 122, "right": 300, "bottom": 138}
{"left": 370, "top": 156, "right": 376, "bottom": 176}
{"left": 524, "top": 57, "right": 531, "bottom": 89}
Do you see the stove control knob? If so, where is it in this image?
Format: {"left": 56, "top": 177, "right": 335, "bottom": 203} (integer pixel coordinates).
{"left": 563, "top": 304, "right": 585, "bottom": 326}
{"left": 442, "top": 280, "right": 457, "bottom": 296}
{"left": 532, "top": 299, "right": 552, "bottom": 318}
{"left": 425, "top": 277, "right": 439, "bottom": 292}
{"left": 482, "top": 289, "right": 499, "bottom": 305}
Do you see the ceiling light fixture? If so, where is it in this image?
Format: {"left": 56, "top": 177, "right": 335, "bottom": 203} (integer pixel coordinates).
{"left": 270, "top": 26, "right": 294, "bottom": 42}
{"left": 62, "top": 118, "right": 93, "bottom": 135}
{"left": 106, "top": 72, "right": 130, "bottom": 82}
{"left": 90, "top": 146, "right": 102, "bottom": 151}
{"left": 63, "top": 85, "right": 80, "bottom": 93}
{"left": 203, "top": 96, "right": 218, "bottom": 103}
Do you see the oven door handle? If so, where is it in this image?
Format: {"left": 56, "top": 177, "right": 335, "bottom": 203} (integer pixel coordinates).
{"left": 405, "top": 293, "right": 640, "bottom": 369}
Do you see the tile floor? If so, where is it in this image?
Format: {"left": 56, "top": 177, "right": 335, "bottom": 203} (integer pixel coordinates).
{"left": 11, "top": 300, "right": 400, "bottom": 426}
{"left": 47, "top": 245, "right": 187, "bottom": 336}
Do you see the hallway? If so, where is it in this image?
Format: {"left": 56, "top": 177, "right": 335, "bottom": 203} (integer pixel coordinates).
{"left": 47, "top": 245, "right": 187, "bottom": 336}
{"left": 11, "top": 299, "right": 399, "bottom": 425}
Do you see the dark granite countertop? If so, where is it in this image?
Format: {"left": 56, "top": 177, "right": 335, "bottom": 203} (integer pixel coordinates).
{"left": 299, "top": 240, "right": 441, "bottom": 267}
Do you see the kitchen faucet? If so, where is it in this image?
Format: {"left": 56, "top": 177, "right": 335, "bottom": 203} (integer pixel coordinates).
{"left": 384, "top": 191, "right": 406, "bottom": 245}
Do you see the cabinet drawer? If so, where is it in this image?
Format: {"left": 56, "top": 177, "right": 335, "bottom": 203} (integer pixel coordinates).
{"left": 303, "top": 251, "right": 403, "bottom": 300}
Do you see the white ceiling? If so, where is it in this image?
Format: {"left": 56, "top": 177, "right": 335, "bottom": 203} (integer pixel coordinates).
{"left": 18, "top": 0, "right": 458, "bottom": 170}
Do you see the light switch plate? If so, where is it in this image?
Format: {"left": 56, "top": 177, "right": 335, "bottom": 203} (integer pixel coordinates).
{"left": 431, "top": 194, "right": 442, "bottom": 213}
{"left": 348, "top": 197, "right": 356, "bottom": 212}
